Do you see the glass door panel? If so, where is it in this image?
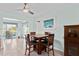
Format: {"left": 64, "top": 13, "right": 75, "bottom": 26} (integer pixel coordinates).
{"left": 3, "top": 23, "right": 17, "bottom": 39}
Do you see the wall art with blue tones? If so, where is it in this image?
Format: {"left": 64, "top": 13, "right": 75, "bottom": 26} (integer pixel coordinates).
{"left": 44, "top": 19, "right": 54, "bottom": 28}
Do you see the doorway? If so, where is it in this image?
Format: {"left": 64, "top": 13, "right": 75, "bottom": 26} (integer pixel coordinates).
{"left": 3, "top": 23, "right": 17, "bottom": 40}
{"left": 2, "top": 23, "right": 17, "bottom": 49}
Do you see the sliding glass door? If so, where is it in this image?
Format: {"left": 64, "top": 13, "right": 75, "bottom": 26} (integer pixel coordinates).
{"left": 3, "top": 23, "right": 17, "bottom": 39}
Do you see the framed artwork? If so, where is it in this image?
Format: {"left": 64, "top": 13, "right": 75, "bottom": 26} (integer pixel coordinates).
{"left": 44, "top": 18, "right": 54, "bottom": 28}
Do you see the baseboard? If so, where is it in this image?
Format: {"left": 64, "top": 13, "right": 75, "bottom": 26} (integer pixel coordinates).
{"left": 54, "top": 47, "right": 64, "bottom": 56}
{"left": 54, "top": 47, "right": 64, "bottom": 53}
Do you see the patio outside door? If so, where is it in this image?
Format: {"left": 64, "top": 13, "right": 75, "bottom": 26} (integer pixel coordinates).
{"left": 3, "top": 23, "right": 17, "bottom": 40}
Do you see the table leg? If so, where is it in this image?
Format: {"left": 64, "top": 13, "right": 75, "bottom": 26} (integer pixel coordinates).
{"left": 38, "top": 38, "right": 41, "bottom": 54}
{"left": 33, "top": 45, "right": 36, "bottom": 50}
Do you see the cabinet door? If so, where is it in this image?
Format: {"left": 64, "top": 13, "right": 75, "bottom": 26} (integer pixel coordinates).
{"left": 68, "top": 46, "right": 78, "bottom": 56}
{"left": 66, "top": 44, "right": 79, "bottom": 56}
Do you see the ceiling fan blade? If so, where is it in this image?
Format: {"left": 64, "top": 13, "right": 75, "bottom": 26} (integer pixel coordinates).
{"left": 28, "top": 10, "right": 34, "bottom": 15}
{"left": 17, "top": 3, "right": 35, "bottom": 15}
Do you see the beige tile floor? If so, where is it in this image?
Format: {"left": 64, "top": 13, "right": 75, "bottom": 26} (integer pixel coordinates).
{"left": 0, "top": 39, "right": 64, "bottom": 56}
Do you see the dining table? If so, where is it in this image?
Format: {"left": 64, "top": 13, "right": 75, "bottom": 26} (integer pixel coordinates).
{"left": 31, "top": 34, "right": 48, "bottom": 54}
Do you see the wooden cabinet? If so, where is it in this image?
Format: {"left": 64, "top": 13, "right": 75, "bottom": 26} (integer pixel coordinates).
{"left": 64, "top": 25, "right": 79, "bottom": 56}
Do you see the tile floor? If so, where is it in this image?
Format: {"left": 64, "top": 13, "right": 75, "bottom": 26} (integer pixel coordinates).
{"left": 0, "top": 39, "right": 64, "bottom": 56}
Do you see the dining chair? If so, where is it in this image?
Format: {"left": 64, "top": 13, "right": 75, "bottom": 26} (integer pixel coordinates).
{"left": 30, "top": 32, "right": 37, "bottom": 50}
{"left": 30, "top": 32, "right": 36, "bottom": 35}
{"left": 42, "top": 34, "right": 54, "bottom": 56}
{"left": 25, "top": 34, "right": 38, "bottom": 56}
{"left": 30, "top": 32, "right": 36, "bottom": 39}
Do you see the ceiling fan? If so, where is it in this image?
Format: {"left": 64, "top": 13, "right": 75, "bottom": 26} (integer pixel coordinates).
{"left": 18, "top": 3, "right": 34, "bottom": 15}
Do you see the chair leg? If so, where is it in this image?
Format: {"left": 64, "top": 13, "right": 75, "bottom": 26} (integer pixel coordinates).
{"left": 25, "top": 50, "right": 26, "bottom": 55}
{"left": 48, "top": 47, "right": 49, "bottom": 56}
{"left": 28, "top": 46, "right": 30, "bottom": 56}
{"left": 52, "top": 46, "right": 54, "bottom": 56}
{"left": 45, "top": 47, "right": 46, "bottom": 52}
{"left": 25, "top": 45, "right": 27, "bottom": 55}
{"left": 52, "top": 49, "right": 54, "bottom": 56}
{"left": 33, "top": 45, "right": 36, "bottom": 51}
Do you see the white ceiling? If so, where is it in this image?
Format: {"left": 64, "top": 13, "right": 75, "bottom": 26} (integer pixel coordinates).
{"left": 0, "top": 3, "right": 79, "bottom": 21}
{"left": 0, "top": 3, "right": 55, "bottom": 21}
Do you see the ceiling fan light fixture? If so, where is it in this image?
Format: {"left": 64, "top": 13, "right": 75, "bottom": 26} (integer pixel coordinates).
{"left": 17, "top": 3, "right": 34, "bottom": 15}
{"left": 23, "top": 9, "right": 29, "bottom": 13}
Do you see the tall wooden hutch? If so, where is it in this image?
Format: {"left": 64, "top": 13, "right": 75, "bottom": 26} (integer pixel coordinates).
{"left": 64, "top": 25, "right": 79, "bottom": 56}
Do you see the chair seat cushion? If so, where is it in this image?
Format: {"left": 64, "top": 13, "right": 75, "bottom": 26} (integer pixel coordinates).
{"left": 42, "top": 38, "right": 48, "bottom": 45}
{"left": 31, "top": 40, "right": 38, "bottom": 45}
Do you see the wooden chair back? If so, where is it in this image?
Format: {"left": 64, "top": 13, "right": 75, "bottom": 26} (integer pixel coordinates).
{"left": 48, "top": 34, "right": 54, "bottom": 45}
{"left": 25, "top": 34, "right": 30, "bottom": 44}
{"left": 30, "top": 32, "right": 36, "bottom": 35}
